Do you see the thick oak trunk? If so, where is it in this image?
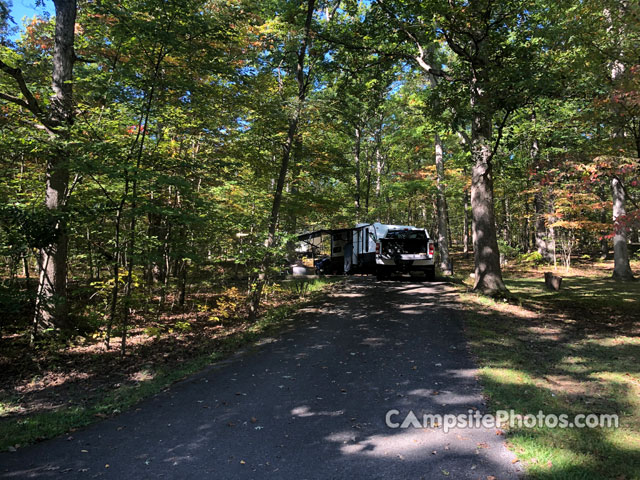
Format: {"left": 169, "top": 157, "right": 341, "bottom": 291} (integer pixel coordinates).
{"left": 35, "top": 159, "right": 70, "bottom": 329}
{"left": 470, "top": 79, "right": 507, "bottom": 295}
{"left": 33, "top": 0, "right": 76, "bottom": 333}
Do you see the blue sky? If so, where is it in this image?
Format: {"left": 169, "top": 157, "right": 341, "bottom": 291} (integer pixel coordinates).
{"left": 8, "top": 0, "right": 52, "bottom": 38}
{"left": 10, "top": 0, "right": 51, "bottom": 19}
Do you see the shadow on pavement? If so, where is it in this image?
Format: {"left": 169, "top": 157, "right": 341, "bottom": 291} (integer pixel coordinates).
{"left": 1, "top": 278, "right": 520, "bottom": 479}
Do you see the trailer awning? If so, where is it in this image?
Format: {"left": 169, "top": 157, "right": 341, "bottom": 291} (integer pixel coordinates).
{"left": 296, "top": 228, "right": 355, "bottom": 253}
{"left": 297, "top": 229, "right": 332, "bottom": 242}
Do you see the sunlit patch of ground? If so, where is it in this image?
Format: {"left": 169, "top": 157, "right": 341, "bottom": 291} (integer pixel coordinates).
{"left": 454, "top": 254, "right": 640, "bottom": 479}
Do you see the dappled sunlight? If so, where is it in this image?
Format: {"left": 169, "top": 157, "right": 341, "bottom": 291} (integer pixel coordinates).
{"left": 326, "top": 428, "right": 440, "bottom": 458}
{"left": 0, "top": 277, "right": 522, "bottom": 479}
{"left": 407, "top": 388, "right": 481, "bottom": 406}
{"left": 128, "top": 369, "right": 156, "bottom": 383}
{"left": 480, "top": 367, "right": 532, "bottom": 386}
{"left": 444, "top": 368, "right": 479, "bottom": 380}
{"left": 360, "top": 337, "right": 388, "bottom": 347}
{"left": 461, "top": 267, "right": 640, "bottom": 478}
{"left": 331, "top": 291, "right": 366, "bottom": 299}
{"left": 291, "top": 405, "right": 345, "bottom": 418}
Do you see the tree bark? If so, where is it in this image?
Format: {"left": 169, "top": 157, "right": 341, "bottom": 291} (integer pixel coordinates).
{"left": 470, "top": 74, "right": 507, "bottom": 294}
{"left": 33, "top": 0, "right": 77, "bottom": 334}
{"left": 534, "top": 190, "right": 549, "bottom": 259}
{"left": 522, "top": 193, "right": 530, "bottom": 252}
{"left": 434, "top": 133, "right": 451, "bottom": 274}
{"left": 502, "top": 196, "right": 511, "bottom": 246}
{"left": 606, "top": 5, "right": 634, "bottom": 280}
{"left": 354, "top": 125, "right": 362, "bottom": 221}
{"left": 599, "top": 185, "right": 609, "bottom": 259}
{"left": 611, "top": 177, "right": 635, "bottom": 280}
{"left": 530, "top": 127, "right": 555, "bottom": 262}
{"left": 179, "top": 259, "right": 188, "bottom": 306}
{"left": 463, "top": 189, "right": 470, "bottom": 256}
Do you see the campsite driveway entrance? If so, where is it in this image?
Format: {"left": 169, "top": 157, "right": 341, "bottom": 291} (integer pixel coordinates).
{"left": 1, "top": 277, "right": 520, "bottom": 479}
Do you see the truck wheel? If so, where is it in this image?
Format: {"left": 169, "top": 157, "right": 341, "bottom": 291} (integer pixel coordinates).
{"left": 425, "top": 267, "right": 436, "bottom": 282}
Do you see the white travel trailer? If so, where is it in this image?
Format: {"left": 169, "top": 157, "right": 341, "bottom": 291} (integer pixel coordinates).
{"left": 297, "top": 222, "right": 436, "bottom": 280}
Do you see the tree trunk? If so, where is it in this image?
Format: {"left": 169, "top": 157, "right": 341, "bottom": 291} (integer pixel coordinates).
{"left": 178, "top": 259, "right": 188, "bottom": 306}
{"left": 375, "top": 144, "right": 384, "bottom": 199}
{"left": 470, "top": 76, "right": 507, "bottom": 295}
{"left": 611, "top": 177, "right": 634, "bottom": 280}
{"left": 434, "top": 133, "right": 451, "bottom": 274}
{"left": 146, "top": 210, "right": 165, "bottom": 285}
{"left": 463, "top": 190, "right": 470, "bottom": 256}
{"left": 364, "top": 159, "right": 372, "bottom": 216}
{"left": 502, "top": 196, "right": 511, "bottom": 246}
{"left": 23, "top": 254, "right": 30, "bottom": 283}
{"left": 446, "top": 197, "right": 452, "bottom": 249}
{"left": 606, "top": 6, "right": 634, "bottom": 280}
{"left": 522, "top": 194, "right": 530, "bottom": 252}
{"left": 33, "top": 0, "right": 77, "bottom": 335}
{"left": 530, "top": 130, "right": 556, "bottom": 263}
{"left": 599, "top": 186, "right": 609, "bottom": 259}
{"left": 86, "top": 227, "right": 95, "bottom": 280}
{"left": 354, "top": 125, "right": 361, "bottom": 221}
{"left": 249, "top": 0, "right": 315, "bottom": 319}
{"left": 547, "top": 196, "right": 557, "bottom": 267}
{"left": 534, "top": 191, "right": 546, "bottom": 255}
{"left": 121, "top": 47, "right": 165, "bottom": 356}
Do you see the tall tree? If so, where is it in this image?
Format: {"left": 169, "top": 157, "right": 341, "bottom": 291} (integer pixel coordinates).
{"left": 605, "top": 0, "right": 637, "bottom": 280}
{"left": 0, "top": 0, "right": 77, "bottom": 332}
{"left": 249, "top": 0, "right": 316, "bottom": 317}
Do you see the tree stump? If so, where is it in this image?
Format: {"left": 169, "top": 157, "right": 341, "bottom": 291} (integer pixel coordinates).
{"left": 544, "top": 272, "right": 562, "bottom": 291}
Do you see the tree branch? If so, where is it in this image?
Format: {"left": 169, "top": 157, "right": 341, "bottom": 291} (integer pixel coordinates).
{"left": 0, "top": 60, "right": 44, "bottom": 117}
{"left": 0, "top": 91, "right": 29, "bottom": 109}
{"left": 377, "top": 2, "right": 452, "bottom": 80}
{"left": 0, "top": 59, "right": 58, "bottom": 133}
{"left": 315, "top": 31, "right": 409, "bottom": 62}
{"left": 614, "top": 174, "right": 640, "bottom": 211}
{"left": 457, "top": 130, "right": 471, "bottom": 148}
{"left": 489, "top": 109, "right": 512, "bottom": 161}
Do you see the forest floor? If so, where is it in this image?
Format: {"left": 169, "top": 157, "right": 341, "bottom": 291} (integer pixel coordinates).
{"left": 454, "top": 253, "right": 640, "bottom": 479}
{"left": 0, "top": 277, "right": 340, "bottom": 451}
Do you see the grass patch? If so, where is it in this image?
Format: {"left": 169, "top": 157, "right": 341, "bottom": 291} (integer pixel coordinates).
{"left": 0, "top": 277, "right": 340, "bottom": 451}
{"left": 459, "top": 272, "right": 640, "bottom": 479}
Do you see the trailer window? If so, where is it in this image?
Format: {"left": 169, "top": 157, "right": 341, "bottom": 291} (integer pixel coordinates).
{"left": 385, "top": 230, "right": 427, "bottom": 240}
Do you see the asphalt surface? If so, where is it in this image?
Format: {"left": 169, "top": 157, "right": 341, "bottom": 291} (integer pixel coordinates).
{"left": 1, "top": 277, "right": 521, "bottom": 479}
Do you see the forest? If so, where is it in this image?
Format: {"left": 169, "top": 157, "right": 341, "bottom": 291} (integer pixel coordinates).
{"left": 0, "top": 0, "right": 639, "bottom": 474}
{"left": 1, "top": 0, "right": 636, "bottom": 339}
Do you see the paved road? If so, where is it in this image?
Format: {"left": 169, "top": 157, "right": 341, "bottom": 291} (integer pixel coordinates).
{"left": 1, "top": 278, "right": 521, "bottom": 479}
